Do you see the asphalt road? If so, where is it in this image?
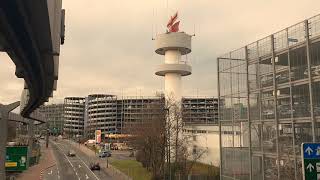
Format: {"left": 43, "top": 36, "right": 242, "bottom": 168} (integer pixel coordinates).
{"left": 44, "top": 140, "right": 113, "bottom": 180}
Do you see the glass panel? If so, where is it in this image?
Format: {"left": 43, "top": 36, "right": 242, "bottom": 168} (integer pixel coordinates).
{"left": 310, "top": 41, "right": 320, "bottom": 79}
{"left": 279, "top": 158, "right": 296, "bottom": 180}
{"left": 262, "top": 123, "right": 277, "bottom": 153}
{"left": 252, "top": 156, "right": 263, "bottom": 180}
{"left": 248, "top": 62, "right": 259, "bottom": 91}
{"left": 290, "top": 47, "right": 308, "bottom": 81}
{"left": 288, "top": 22, "right": 306, "bottom": 47}
{"left": 275, "top": 53, "right": 290, "bottom": 85}
{"left": 292, "top": 84, "right": 311, "bottom": 118}
{"left": 278, "top": 123, "right": 293, "bottom": 155}
{"left": 309, "top": 15, "right": 320, "bottom": 38}
{"left": 294, "top": 122, "right": 313, "bottom": 155}
{"left": 220, "top": 97, "right": 232, "bottom": 121}
{"left": 313, "top": 82, "right": 320, "bottom": 117}
{"left": 251, "top": 123, "right": 262, "bottom": 151}
{"left": 248, "top": 43, "right": 258, "bottom": 61}
{"left": 233, "top": 94, "right": 248, "bottom": 121}
{"left": 264, "top": 157, "right": 278, "bottom": 180}
{"left": 260, "top": 58, "right": 273, "bottom": 88}
{"left": 221, "top": 122, "right": 249, "bottom": 180}
{"left": 261, "top": 91, "right": 275, "bottom": 120}
{"left": 277, "top": 87, "right": 291, "bottom": 119}
{"left": 258, "top": 37, "right": 272, "bottom": 57}
{"left": 274, "top": 30, "right": 288, "bottom": 52}
{"left": 249, "top": 92, "right": 260, "bottom": 121}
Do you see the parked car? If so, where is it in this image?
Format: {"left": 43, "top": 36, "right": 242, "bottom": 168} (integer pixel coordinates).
{"left": 89, "top": 162, "right": 100, "bottom": 171}
{"left": 98, "top": 151, "right": 111, "bottom": 158}
{"left": 67, "top": 150, "right": 76, "bottom": 157}
{"left": 84, "top": 139, "right": 96, "bottom": 146}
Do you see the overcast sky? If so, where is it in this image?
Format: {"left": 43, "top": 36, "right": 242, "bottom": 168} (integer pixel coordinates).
{"left": 1, "top": 0, "right": 320, "bottom": 104}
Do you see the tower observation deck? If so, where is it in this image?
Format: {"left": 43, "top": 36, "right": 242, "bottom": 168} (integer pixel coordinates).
{"left": 154, "top": 13, "right": 192, "bottom": 102}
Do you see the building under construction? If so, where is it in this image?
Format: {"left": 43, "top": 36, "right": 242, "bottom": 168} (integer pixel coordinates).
{"left": 217, "top": 14, "right": 320, "bottom": 179}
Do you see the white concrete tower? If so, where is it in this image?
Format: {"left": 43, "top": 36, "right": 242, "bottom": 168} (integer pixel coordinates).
{"left": 155, "top": 31, "right": 192, "bottom": 102}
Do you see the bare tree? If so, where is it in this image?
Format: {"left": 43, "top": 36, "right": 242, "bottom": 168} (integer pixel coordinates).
{"left": 125, "top": 95, "right": 208, "bottom": 179}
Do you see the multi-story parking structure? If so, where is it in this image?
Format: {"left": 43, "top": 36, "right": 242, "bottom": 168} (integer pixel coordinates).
{"left": 64, "top": 97, "right": 85, "bottom": 137}
{"left": 182, "top": 97, "right": 218, "bottom": 125}
{"left": 119, "top": 96, "right": 165, "bottom": 133}
{"left": 217, "top": 14, "right": 320, "bottom": 180}
{"left": 181, "top": 97, "right": 219, "bottom": 166}
{"left": 86, "top": 94, "right": 118, "bottom": 138}
{"left": 39, "top": 104, "right": 64, "bottom": 135}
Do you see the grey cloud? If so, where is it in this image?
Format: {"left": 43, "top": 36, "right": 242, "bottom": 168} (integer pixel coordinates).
{"left": 1, "top": 0, "right": 320, "bottom": 103}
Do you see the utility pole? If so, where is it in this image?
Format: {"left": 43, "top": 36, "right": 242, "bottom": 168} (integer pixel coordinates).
{"left": 46, "top": 123, "right": 49, "bottom": 148}
{"left": 28, "top": 121, "right": 34, "bottom": 168}
{"left": 0, "top": 101, "right": 20, "bottom": 180}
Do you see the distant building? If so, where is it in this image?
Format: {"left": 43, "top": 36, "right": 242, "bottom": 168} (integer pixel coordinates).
{"left": 39, "top": 104, "right": 64, "bottom": 135}
{"left": 85, "top": 94, "right": 118, "bottom": 138}
{"left": 63, "top": 97, "right": 85, "bottom": 137}
{"left": 119, "top": 96, "right": 165, "bottom": 133}
{"left": 182, "top": 97, "right": 218, "bottom": 125}
{"left": 181, "top": 97, "right": 219, "bottom": 166}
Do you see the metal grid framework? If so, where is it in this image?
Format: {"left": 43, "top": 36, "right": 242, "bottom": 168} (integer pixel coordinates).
{"left": 182, "top": 97, "right": 219, "bottom": 125}
{"left": 63, "top": 97, "right": 85, "bottom": 136}
{"left": 39, "top": 104, "right": 64, "bottom": 135}
{"left": 118, "top": 96, "right": 165, "bottom": 133}
{"left": 217, "top": 14, "right": 320, "bottom": 180}
{"left": 86, "top": 94, "right": 118, "bottom": 138}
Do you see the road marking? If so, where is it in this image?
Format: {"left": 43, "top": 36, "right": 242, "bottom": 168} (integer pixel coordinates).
{"left": 79, "top": 164, "right": 82, "bottom": 168}
{"left": 76, "top": 155, "right": 100, "bottom": 180}
{"left": 53, "top": 142, "right": 82, "bottom": 180}
{"left": 55, "top": 144, "right": 74, "bottom": 168}
{"left": 86, "top": 174, "right": 89, "bottom": 179}
{"left": 64, "top": 141, "right": 100, "bottom": 180}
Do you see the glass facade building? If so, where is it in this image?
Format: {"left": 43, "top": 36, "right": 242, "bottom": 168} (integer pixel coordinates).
{"left": 217, "top": 14, "right": 320, "bottom": 180}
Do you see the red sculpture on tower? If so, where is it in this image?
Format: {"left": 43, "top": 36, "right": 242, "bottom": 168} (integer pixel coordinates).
{"left": 167, "top": 12, "right": 180, "bottom": 32}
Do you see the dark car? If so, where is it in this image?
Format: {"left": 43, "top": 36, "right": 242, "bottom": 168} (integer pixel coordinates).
{"left": 67, "top": 150, "right": 76, "bottom": 157}
{"left": 98, "top": 151, "right": 111, "bottom": 158}
{"left": 89, "top": 162, "right": 100, "bottom": 171}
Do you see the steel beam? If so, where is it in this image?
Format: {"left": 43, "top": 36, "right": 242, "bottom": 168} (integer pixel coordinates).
{"left": 245, "top": 46, "right": 253, "bottom": 180}
{"left": 304, "top": 20, "right": 316, "bottom": 142}
{"left": 271, "top": 35, "right": 281, "bottom": 180}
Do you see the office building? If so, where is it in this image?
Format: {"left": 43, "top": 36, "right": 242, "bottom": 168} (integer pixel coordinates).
{"left": 39, "top": 104, "right": 64, "bottom": 135}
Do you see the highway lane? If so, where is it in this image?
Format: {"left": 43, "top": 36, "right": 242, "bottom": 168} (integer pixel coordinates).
{"left": 44, "top": 141, "right": 104, "bottom": 180}
{"left": 52, "top": 140, "right": 113, "bottom": 180}
{"left": 62, "top": 141, "right": 113, "bottom": 180}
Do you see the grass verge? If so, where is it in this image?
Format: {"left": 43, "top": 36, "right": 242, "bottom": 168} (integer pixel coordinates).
{"left": 110, "top": 159, "right": 152, "bottom": 180}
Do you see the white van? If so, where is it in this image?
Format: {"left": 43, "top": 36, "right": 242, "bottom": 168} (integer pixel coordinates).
{"left": 84, "top": 139, "right": 96, "bottom": 146}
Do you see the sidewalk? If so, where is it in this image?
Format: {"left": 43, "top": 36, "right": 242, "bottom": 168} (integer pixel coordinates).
{"left": 14, "top": 143, "right": 56, "bottom": 180}
{"left": 67, "top": 140, "right": 132, "bottom": 180}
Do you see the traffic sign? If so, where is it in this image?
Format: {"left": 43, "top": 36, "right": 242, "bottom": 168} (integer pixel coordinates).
{"left": 302, "top": 143, "right": 320, "bottom": 180}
